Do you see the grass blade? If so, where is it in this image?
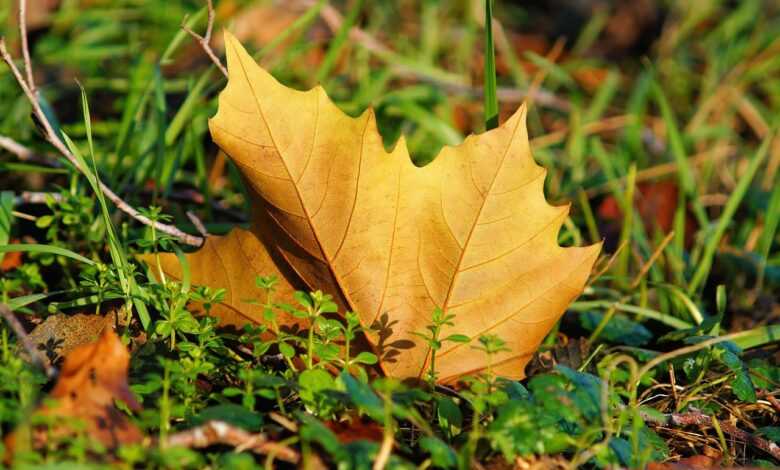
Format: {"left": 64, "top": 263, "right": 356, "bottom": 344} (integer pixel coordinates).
{"left": 483, "top": 0, "right": 498, "bottom": 130}
{"left": 316, "top": 0, "right": 365, "bottom": 82}
{"left": 688, "top": 135, "right": 773, "bottom": 293}
{"left": 0, "top": 191, "right": 13, "bottom": 266}
{"left": 757, "top": 172, "right": 780, "bottom": 288}
{"left": 730, "top": 324, "right": 780, "bottom": 350}
{"left": 0, "top": 244, "right": 95, "bottom": 265}
{"left": 652, "top": 81, "right": 709, "bottom": 228}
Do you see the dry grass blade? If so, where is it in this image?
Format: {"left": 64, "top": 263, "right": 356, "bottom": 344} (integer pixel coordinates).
{"left": 645, "top": 411, "right": 780, "bottom": 462}
{"left": 0, "top": 16, "right": 203, "bottom": 247}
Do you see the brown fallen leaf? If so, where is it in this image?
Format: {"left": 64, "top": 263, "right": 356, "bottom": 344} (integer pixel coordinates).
{"left": 25, "top": 312, "right": 115, "bottom": 367}
{"left": 149, "top": 32, "right": 600, "bottom": 383}
{"left": 5, "top": 328, "right": 142, "bottom": 458}
{"left": 324, "top": 416, "right": 384, "bottom": 444}
{"left": 647, "top": 455, "right": 721, "bottom": 470}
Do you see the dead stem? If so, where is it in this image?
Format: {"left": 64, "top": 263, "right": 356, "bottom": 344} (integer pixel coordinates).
{"left": 0, "top": 39, "right": 203, "bottom": 247}
{"left": 182, "top": 0, "right": 228, "bottom": 78}
{"left": 163, "top": 420, "right": 299, "bottom": 463}
{"left": 0, "top": 303, "right": 57, "bottom": 379}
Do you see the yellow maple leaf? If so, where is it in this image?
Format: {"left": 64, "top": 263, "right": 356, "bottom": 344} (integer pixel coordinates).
{"left": 148, "top": 32, "right": 601, "bottom": 383}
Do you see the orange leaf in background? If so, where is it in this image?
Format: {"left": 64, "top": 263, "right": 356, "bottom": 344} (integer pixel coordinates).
{"left": 5, "top": 328, "right": 142, "bottom": 457}
{"left": 572, "top": 66, "right": 611, "bottom": 94}
{"left": 0, "top": 249, "right": 22, "bottom": 271}
{"left": 597, "top": 181, "right": 696, "bottom": 249}
{"left": 647, "top": 455, "right": 721, "bottom": 470}
{"left": 325, "top": 417, "right": 384, "bottom": 444}
{"left": 598, "top": 181, "right": 679, "bottom": 234}
{"left": 148, "top": 32, "right": 601, "bottom": 384}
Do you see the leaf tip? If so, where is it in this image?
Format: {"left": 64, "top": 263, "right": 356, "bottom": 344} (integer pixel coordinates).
{"left": 222, "top": 29, "right": 239, "bottom": 48}
{"left": 221, "top": 29, "right": 250, "bottom": 78}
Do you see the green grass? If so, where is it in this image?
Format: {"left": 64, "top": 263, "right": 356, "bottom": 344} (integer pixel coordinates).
{"left": 0, "top": 1, "right": 779, "bottom": 468}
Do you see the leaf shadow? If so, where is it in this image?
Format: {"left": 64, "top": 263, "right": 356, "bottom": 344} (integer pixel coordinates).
{"left": 370, "top": 313, "right": 415, "bottom": 365}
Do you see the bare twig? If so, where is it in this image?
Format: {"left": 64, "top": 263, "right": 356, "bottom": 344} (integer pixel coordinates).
{"left": 443, "top": 81, "right": 570, "bottom": 111}
{"left": 268, "top": 411, "right": 298, "bottom": 433}
{"left": 0, "top": 134, "right": 35, "bottom": 160}
{"left": 163, "top": 420, "right": 299, "bottom": 463}
{"left": 14, "top": 191, "right": 61, "bottom": 205}
{"left": 0, "top": 40, "right": 203, "bottom": 247}
{"left": 182, "top": 0, "right": 228, "bottom": 78}
{"left": 582, "top": 144, "right": 734, "bottom": 198}
{"left": 129, "top": 187, "right": 246, "bottom": 222}
{"left": 186, "top": 210, "right": 209, "bottom": 237}
{"left": 0, "top": 134, "right": 60, "bottom": 166}
{"left": 0, "top": 303, "right": 57, "bottom": 379}
{"left": 18, "top": 0, "right": 35, "bottom": 94}
{"left": 644, "top": 410, "right": 780, "bottom": 461}
{"left": 761, "top": 391, "right": 780, "bottom": 414}
{"left": 372, "top": 429, "right": 393, "bottom": 470}
{"left": 309, "top": 0, "right": 679, "bottom": 161}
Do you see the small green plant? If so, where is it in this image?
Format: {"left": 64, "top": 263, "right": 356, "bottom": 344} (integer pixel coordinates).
{"left": 340, "top": 311, "right": 377, "bottom": 377}
{"left": 222, "top": 368, "right": 287, "bottom": 413}
{"left": 291, "top": 290, "right": 339, "bottom": 370}
{"left": 413, "top": 308, "right": 470, "bottom": 385}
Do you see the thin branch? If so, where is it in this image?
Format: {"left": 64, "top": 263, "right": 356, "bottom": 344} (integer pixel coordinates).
{"left": 0, "top": 303, "right": 57, "bottom": 379}
{"left": 129, "top": 186, "right": 246, "bottom": 222}
{"left": 0, "top": 134, "right": 60, "bottom": 166}
{"left": 162, "top": 420, "right": 299, "bottom": 463}
{"left": 0, "top": 39, "right": 203, "bottom": 247}
{"left": 372, "top": 429, "right": 393, "bottom": 470}
{"left": 761, "top": 390, "right": 780, "bottom": 414}
{"left": 18, "top": 0, "right": 35, "bottom": 94}
{"left": 14, "top": 191, "right": 61, "bottom": 205}
{"left": 0, "top": 134, "right": 35, "bottom": 160}
{"left": 182, "top": 0, "right": 228, "bottom": 78}
{"left": 186, "top": 210, "right": 209, "bottom": 237}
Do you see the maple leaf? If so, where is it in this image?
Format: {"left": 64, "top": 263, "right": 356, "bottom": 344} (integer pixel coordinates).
{"left": 148, "top": 32, "right": 601, "bottom": 383}
{"left": 5, "top": 328, "right": 142, "bottom": 457}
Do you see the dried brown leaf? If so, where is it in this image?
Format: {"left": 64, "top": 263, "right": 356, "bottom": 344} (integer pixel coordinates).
{"left": 5, "top": 329, "right": 142, "bottom": 459}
